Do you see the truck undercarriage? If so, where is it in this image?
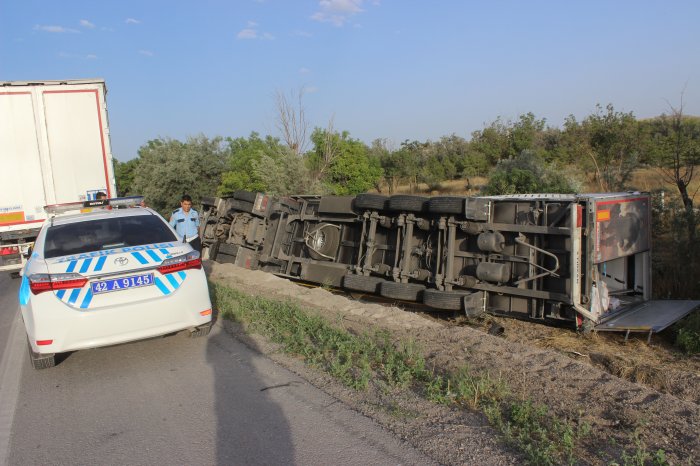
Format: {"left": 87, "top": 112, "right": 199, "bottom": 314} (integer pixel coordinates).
{"left": 200, "top": 191, "right": 699, "bottom": 335}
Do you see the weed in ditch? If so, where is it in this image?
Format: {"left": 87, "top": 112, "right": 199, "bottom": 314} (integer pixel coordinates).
{"left": 211, "top": 282, "right": 592, "bottom": 465}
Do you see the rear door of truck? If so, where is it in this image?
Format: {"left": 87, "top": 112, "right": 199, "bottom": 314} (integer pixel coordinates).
{"left": 0, "top": 88, "right": 48, "bottom": 230}
{"left": 0, "top": 80, "right": 115, "bottom": 225}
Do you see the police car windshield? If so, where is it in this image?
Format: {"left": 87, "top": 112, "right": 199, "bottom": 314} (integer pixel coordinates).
{"left": 43, "top": 216, "right": 178, "bottom": 259}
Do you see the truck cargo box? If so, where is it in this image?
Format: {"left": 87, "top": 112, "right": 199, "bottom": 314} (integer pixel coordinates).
{"left": 0, "top": 79, "right": 116, "bottom": 272}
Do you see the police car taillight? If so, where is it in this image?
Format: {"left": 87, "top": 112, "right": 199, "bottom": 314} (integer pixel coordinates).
{"left": 157, "top": 251, "right": 201, "bottom": 275}
{"left": 29, "top": 273, "right": 88, "bottom": 294}
{"left": 0, "top": 246, "right": 19, "bottom": 256}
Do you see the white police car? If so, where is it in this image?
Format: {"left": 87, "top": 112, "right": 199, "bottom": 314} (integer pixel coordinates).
{"left": 18, "top": 196, "right": 213, "bottom": 369}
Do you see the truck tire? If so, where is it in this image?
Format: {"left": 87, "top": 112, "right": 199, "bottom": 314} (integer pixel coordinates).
{"left": 342, "top": 274, "right": 385, "bottom": 293}
{"left": 201, "top": 196, "right": 218, "bottom": 208}
{"left": 423, "top": 289, "right": 466, "bottom": 310}
{"left": 427, "top": 197, "right": 465, "bottom": 215}
{"left": 353, "top": 194, "right": 388, "bottom": 211}
{"left": 232, "top": 190, "right": 257, "bottom": 203}
{"left": 226, "top": 200, "right": 254, "bottom": 215}
{"left": 27, "top": 339, "right": 55, "bottom": 370}
{"left": 379, "top": 281, "right": 425, "bottom": 301}
{"left": 387, "top": 195, "right": 427, "bottom": 213}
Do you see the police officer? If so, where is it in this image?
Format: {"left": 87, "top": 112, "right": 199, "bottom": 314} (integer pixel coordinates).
{"left": 169, "top": 194, "right": 201, "bottom": 252}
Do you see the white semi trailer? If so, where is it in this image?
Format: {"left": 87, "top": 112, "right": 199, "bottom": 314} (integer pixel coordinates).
{"left": 0, "top": 79, "right": 117, "bottom": 273}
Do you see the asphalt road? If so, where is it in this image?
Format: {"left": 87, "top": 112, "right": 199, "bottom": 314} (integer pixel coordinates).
{"left": 0, "top": 273, "right": 433, "bottom": 465}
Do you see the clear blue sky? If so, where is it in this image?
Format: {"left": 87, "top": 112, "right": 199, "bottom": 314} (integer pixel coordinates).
{"left": 2, "top": 1, "right": 699, "bottom": 161}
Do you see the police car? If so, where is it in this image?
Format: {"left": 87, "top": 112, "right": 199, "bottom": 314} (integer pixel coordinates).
{"left": 18, "top": 196, "right": 213, "bottom": 369}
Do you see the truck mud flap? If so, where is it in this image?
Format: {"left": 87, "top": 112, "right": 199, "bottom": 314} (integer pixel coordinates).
{"left": 233, "top": 247, "right": 259, "bottom": 270}
{"left": 595, "top": 300, "right": 700, "bottom": 341}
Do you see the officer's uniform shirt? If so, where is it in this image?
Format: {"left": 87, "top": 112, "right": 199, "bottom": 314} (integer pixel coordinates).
{"left": 169, "top": 207, "right": 200, "bottom": 241}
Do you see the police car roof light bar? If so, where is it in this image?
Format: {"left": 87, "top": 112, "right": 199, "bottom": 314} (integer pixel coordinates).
{"left": 44, "top": 196, "right": 145, "bottom": 216}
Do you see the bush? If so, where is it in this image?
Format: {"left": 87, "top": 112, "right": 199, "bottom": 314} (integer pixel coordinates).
{"left": 482, "top": 150, "right": 581, "bottom": 195}
{"left": 674, "top": 311, "right": 700, "bottom": 354}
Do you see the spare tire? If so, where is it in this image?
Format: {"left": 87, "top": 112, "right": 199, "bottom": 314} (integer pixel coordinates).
{"left": 353, "top": 194, "right": 388, "bottom": 211}
{"left": 307, "top": 225, "right": 341, "bottom": 260}
{"left": 387, "top": 195, "right": 427, "bottom": 213}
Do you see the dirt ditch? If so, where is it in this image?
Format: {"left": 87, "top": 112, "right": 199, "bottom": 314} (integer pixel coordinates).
{"left": 207, "top": 261, "right": 699, "bottom": 465}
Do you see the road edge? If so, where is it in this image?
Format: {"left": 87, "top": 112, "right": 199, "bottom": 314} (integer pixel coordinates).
{"left": 0, "top": 309, "right": 25, "bottom": 466}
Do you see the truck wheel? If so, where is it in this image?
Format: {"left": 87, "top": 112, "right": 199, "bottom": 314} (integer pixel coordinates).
{"left": 232, "top": 190, "right": 257, "bottom": 203}
{"left": 427, "top": 197, "right": 465, "bottom": 215}
{"left": 387, "top": 195, "right": 427, "bottom": 213}
{"left": 307, "top": 225, "right": 341, "bottom": 260}
{"left": 353, "top": 194, "right": 388, "bottom": 211}
{"left": 226, "top": 200, "right": 254, "bottom": 215}
{"left": 342, "top": 274, "right": 385, "bottom": 293}
{"left": 379, "top": 281, "right": 425, "bottom": 301}
{"left": 27, "top": 339, "right": 56, "bottom": 370}
{"left": 422, "top": 289, "right": 466, "bottom": 310}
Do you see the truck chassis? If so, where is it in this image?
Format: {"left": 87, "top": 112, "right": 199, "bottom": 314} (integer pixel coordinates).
{"left": 200, "top": 191, "right": 698, "bottom": 333}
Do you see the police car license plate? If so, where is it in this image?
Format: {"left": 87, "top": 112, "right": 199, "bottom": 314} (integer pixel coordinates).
{"left": 91, "top": 273, "right": 155, "bottom": 294}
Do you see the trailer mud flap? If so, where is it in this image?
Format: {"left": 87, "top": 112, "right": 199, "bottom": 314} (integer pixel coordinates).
{"left": 595, "top": 300, "right": 700, "bottom": 340}
{"left": 464, "top": 291, "right": 487, "bottom": 318}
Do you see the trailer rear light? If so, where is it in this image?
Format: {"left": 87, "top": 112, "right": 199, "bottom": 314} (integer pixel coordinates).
{"left": 0, "top": 246, "right": 19, "bottom": 255}
{"left": 157, "top": 250, "right": 201, "bottom": 275}
{"left": 29, "top": 273, "right": 88, "bottom": 294}
{"left": 36, "top": 340, "right": 53, "bottom": 346}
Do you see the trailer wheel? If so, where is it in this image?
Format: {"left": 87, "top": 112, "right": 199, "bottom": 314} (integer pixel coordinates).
{"left": 232, "top": 190, "right": 257, "bottom": 203}
{"left": 379, "top": 281, "right": 425, "bottom": 301}
{"left": 387, "top": 195, "right": 427, "bottom": 213}
{"left": 307, "top": 225, "right": 341, "bottom": 260}
{"left": 342, "top": 274, "right": 385, "bottom": 293}
{"left": 427, "top": 196, "right": 465, "bottom": 215}
{"left": 353, "top": 194, "right": 388, "bottom": 211}
{"left": 422, "top": 289, "right": 467, "bottom": 310}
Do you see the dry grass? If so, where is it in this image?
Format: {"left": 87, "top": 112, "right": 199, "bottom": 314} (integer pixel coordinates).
{"left": 375, "top": 167, "right": 699, "bottom": 203}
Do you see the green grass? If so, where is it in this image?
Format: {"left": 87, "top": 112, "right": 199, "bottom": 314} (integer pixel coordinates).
{"left": 673, "top": 311, "right": 700, "bottom": 355}
{"left": 211, "top": 282, "right": 592, "bottom": 465}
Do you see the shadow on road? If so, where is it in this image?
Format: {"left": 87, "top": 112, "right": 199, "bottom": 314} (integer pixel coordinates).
{"left": 206, "top": 308, "right": 296, "bottom": 464}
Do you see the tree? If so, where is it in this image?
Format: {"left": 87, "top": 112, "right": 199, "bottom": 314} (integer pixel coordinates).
{"left": 113, "top": 158, "right": 140, "bottom": 197}
{"left": 274, "top": 87, "right": 309, "bottom": 156}
{"left": 308, "top": 128, "right": 382, "bottom": 195}
{"left": 131, "top": 135, "right": 226, "bottom": 215}
{"left": 251, "top": 147, "right": 317, "bottom": 195}
{"left": 643, "top": 96, "right": 700, "bottom": 242}
{"left": 367, "top": 138, "right": 392, "bottom": 193}
{"left": 218, "top": 132, "right": 287, "bottom": 194}
{"left": 580, "top": 104, "right": 641, "bottom": 191}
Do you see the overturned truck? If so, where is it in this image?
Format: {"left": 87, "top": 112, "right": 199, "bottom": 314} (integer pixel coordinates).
{"left": 199, "top": 191, "right": 699, "bottom": 337}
